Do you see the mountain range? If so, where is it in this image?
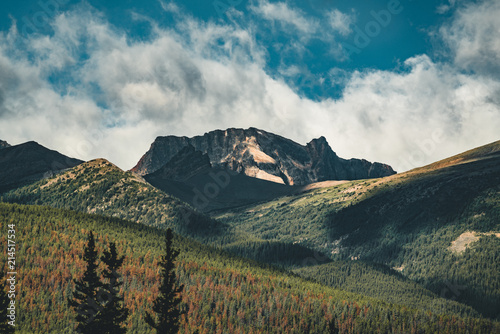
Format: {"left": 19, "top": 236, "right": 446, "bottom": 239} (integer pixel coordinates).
{"left": 0, "top": 129, "right": 499, "bottom": 333}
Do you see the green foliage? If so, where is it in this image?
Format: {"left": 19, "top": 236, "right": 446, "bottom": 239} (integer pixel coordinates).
{"left": 145, "top": 228, "right": 184, "bottom": 333}
{"left": 294, "top": 260, "right": 473, "bottom": 318}
{"left": 223, "top": 240, "right": 331, "bottom": 268}
{"left": 0, "top": 271, "right": 15, "bottom": 334}
{"left": 1, "top": 203, "right": 499, "bottom": 333}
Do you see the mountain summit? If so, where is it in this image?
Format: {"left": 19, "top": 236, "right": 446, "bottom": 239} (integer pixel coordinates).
{"left": 0, "top": 141, "right": 83, "bottom": 192}
{"left": 132, "top": 128, "right": 395, "bottom": 185}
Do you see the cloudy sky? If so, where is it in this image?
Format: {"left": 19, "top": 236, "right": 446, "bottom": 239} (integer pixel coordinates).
{"left": 1, "top": 0, "right": 499, "bottom": 172}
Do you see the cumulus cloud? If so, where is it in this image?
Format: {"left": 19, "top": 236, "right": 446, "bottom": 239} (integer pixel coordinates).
{"left": 327, "top": 9, "right": 353, "bottom": 36}
{"left": 325, "top": 55, "right": 500, "bottom": 171}
{"left": 0, "top": 1, "right": 499, "bottom": 173}
{"left": 440, "top": 0, "right": 500, "bottom": 77}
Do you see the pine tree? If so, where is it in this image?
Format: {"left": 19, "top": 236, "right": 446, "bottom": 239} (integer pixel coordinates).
{"left": 328, "top": 317, "right": 339, "bottom": 334}
{"left": 69, "top": 231, "right": 102, "bottom": 333}
{"left": 0, "top": 271, "right": 15, "bottom": 334}
{"left": 99, "top": 242, "right": 129, "bottom": 334}
{"left": 145, "top": 228, "right": 185, "bottom": 333}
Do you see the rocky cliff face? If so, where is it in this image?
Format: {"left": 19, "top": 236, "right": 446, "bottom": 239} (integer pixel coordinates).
{"left": 132, "top": 128, "right": 396, "bottom": 185}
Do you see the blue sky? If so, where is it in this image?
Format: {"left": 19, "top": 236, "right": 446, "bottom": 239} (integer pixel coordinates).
{"left": 0, "top": 0, "right": 499, "bottom": 172}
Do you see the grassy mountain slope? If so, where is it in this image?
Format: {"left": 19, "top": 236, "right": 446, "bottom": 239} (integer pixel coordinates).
{"left": 2, "top": 203, "right": 497, "bottom": 334}
{"left": 411, "top": 140, "right": 500, "bottom": 172}
{"left": 323, "top": 153, "right": 500, "bottom": 318}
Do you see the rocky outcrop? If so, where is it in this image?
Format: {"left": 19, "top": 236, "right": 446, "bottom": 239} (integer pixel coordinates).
{"left": 306, "top": 136, "right": 396, "bottom": 181}
{"left": 132, "top": 128, "right": 396, "bottom": 185}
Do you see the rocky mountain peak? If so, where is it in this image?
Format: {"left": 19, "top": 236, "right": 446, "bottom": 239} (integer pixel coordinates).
{"left": 132, "top": 128, "right": 396, "bottom": 185}
{"left": 307, "top": 136, "right": 338, "bottom": 159}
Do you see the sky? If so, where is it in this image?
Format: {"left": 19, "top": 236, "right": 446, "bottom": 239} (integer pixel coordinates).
{"left": 0, "top": 0, "right": 499, "bottom": 172}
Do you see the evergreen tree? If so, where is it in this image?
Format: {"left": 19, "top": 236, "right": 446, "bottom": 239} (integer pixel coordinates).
{"left": 328, "top": 317, "right": 339, "bottom": 334}
{"left": 145, "top": 228, "right": 185, "bottom": 333}
{"left": 99, "top": 242, "right": 129, "bottom": 334}
{"left": 0, "top": 271, "right": 15, "bottom": 334}
{"left": 69, "top": 231, "right": 102, "bottom": 333}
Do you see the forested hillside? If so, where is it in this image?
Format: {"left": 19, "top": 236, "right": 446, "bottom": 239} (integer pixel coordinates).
{"left": 2, "top": 159, "right": 238, "bottom": 244}
{"left": 1, "top": 203, "right": 498, "bottom": 333}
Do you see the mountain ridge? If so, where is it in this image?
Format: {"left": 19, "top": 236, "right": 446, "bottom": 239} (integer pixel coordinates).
{"left": 214, "top": 139, "right": 500, "bottom": 318}
{"left": 0, "top": 140, "right": 83, "bottom": 193}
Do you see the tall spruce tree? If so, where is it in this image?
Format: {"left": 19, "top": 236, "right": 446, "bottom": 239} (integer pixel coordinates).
{"left": 99, "top": 242, "right": 129, "bottom": 334}
{"left": 145, "top": 228, "right": 185, "bottom": 333}
{"left": 69, "top": 231, "right": 102, "bottom": 333}
{"left": 0, "top": 270, "right": 15, "bottom": 334}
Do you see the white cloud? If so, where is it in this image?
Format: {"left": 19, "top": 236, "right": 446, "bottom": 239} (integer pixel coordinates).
{"left": 440, "top": 0, "right": 500, "bottom": 78}
{"left": 249, "top": 1, "right": 352, "bottom": 62}
{"left": 250, "top": 0, "right": 318, "bottom": 34}
{"left": 437, "top": 0, "right": 458, "bottom": 14}
{"left": 0, "top": 3, "right": 499, "bottom": 174}
{"left": 325, "top": 55, "right": 500, "bottom": 171}
{"left": 159, "top": 0, "right": 180, "bottom": 14}
{"left": 327, "top": 9, "right": 353, "bottom": 36}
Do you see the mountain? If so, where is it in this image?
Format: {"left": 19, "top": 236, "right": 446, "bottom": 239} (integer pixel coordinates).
{"left": 215, "top": 140, "right": 500, "bottom": 318}
{"left": 2, "top": 158, "right": 227, "bottom": 240}
{"left": 0, "top": 141, "right": 83, "bottom": 193}
{"left": 132, "top": 127, "right": 396, "bottom": 185}
{"left": 144, "top": 144, "right": 300, "bottom": 212}
{"left": 0, "top": 139, "right": 10, "bottom": 149}
{"left": 412, "top": 140, "right": 500, "bottom": 172}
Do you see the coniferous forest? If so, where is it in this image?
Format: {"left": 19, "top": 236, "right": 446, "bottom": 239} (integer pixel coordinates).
{"left": 0, "top": 203, "right": 499, "bottom": 333}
